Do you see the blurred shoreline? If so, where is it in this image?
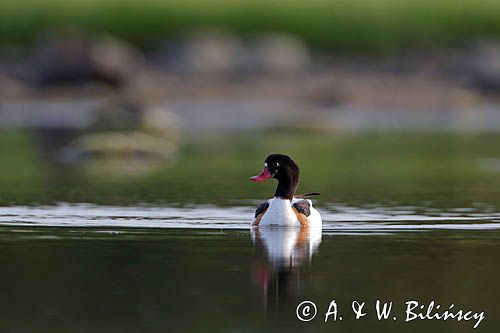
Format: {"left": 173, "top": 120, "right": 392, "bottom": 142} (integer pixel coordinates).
{"left": 2, "top": 31, "right": 500, "bottom": 133}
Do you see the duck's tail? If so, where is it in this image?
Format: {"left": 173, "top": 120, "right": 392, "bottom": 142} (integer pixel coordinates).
{"left": 295, "top": 192, "right": 320, "bottom": 199}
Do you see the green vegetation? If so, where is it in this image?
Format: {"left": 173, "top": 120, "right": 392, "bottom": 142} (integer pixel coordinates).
{"left": 2, "top": 130, "right": 500, "bottom": 208}
{"left": 2, "top": 0, "right": 500, "bottom": 51}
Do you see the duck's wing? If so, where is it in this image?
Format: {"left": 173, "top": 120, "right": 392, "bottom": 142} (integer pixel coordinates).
{"left": 293, "top": 199, "right": 311, "bottom": 216}
{"left": 252, "top": 201, "right": 269, "bottom": 226}
{"left": 292, "top": 199, "right": 311, "bottom": 228}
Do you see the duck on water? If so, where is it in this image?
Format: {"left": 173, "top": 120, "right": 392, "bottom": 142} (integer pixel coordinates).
{"left": 249, "top": 154, "right": 322, "bottom": 227}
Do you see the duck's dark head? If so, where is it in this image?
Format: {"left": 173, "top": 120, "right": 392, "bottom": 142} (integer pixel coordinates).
{"left": 250, "top": 154, "right": 300, "bottom": 200}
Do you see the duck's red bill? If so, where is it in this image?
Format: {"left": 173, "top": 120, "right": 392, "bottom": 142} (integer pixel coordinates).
{"left": 250, "top": 168, "right": 272, "bottom": 182}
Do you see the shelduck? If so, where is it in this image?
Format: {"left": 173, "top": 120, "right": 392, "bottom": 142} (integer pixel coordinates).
{"left": 249, "top": 154, "right": 322, "bottom": 227}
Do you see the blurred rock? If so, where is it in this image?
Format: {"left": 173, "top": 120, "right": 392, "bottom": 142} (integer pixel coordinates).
{"left": 67, "top": 131, "right": 177, "bottom": 160}
{"left": 62, "top": 129, "right": 178, "bottom": 177}
{"left": 0, "top": 74, "right": 33, "bottom": 98}
{"left": 90, "top": 36, "right": 144, "bottom": 85}
{"left": 249, "top": 33, "right": 311, "bottom": 75}
{"left": 29, "top": 32, "right": 143, "bottom": 87}
{"left": 155, "top": 29, "right": 245, "bottom": 76}
{"left": 90, "top": 102, "right": 142, "bottom": 131}
{"left": 60, "top": 103, "right": 179, "bottom": 172}
{"left": 461, "top": 41, "right": 500, "bottom": 95}
{"left": 142, "top": 106, "right": 181, "bottom": 140}
{"left": 155, "top": 31, "right": 311, "bottom": 76}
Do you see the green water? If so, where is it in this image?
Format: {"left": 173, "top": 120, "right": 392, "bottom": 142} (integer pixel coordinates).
{"left": 2, "top": 131, "right": 500, "bottom": 208}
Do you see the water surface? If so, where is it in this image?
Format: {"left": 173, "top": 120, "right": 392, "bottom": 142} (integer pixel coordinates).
{"left": 1, "top": 204, "right": 500, "bottom": 332}
{"left": 1, "top": 132, "right": 500, "bottom": 332}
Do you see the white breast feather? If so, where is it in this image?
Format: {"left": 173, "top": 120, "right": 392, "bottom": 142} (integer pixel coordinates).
{"left": 253, "top": 197, "right": 322, "bottom": 227}
{"left": 259, "top": 198, "right": 299, "bottom": 226}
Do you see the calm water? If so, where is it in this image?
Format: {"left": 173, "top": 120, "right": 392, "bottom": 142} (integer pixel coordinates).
{"left": 1, "top": 132, "right": 500, "bottom": 332}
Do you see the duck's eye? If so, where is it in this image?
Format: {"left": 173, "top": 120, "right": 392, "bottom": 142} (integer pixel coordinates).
{"left": 273, "top": 162, "right": 279, "bottom": 167}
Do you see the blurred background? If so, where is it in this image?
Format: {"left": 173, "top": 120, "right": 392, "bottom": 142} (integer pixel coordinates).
{"left": 2, "top": 0, "right": 500, "bottom": 207}
{"left": 3, "top": 3, "right": 500, "bottom": 333}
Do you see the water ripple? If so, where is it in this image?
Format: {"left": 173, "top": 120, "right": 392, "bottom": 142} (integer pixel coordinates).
{"left": 0, "top": 203, "right": 500, "bottom": 232}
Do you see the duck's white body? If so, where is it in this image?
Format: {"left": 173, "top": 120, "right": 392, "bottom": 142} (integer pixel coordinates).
{"left": 253, "top": 197, "right": 322, "bottom": 227}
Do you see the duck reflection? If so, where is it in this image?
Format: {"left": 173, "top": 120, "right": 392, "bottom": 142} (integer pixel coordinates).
{"left": 251, "top": 227, "right": 322, "bottom": 308}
